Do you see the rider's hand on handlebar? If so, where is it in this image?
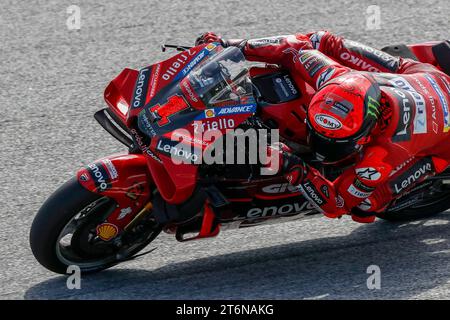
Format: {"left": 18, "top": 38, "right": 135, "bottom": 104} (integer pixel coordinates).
{"left": 195, "top": 32, "right": 227, "bottom": 47}
{"left": 264, "top": 143, "right": 308, "bottom": 184}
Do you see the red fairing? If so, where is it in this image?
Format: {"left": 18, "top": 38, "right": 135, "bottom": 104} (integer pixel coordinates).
{"left": 104, "top": 68, "right": 138, "bottom": 126}
{"left": 408, "top": 42, "right": 441, "bottom": 68}
{"left": 77, "top": 153, "right": 153, "bottom": 230}
{"left": 127, "top": 44, "right": 214, "bottom": 120}
{"left": 146, "top": 154, "right": 198, "bottom": 204}
{"left": 250, "top": 66, "right": 314, "bottom": 143}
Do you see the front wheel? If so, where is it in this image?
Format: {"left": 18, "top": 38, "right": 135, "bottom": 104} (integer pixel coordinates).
{"left": 30, "top": 177, "right": 161, "bottom": 274}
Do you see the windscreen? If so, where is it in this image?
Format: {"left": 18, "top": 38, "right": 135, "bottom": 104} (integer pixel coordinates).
{"left": 137, "top": 46, "right": 257, "bottom": 139}
{"left": 187, "top": 46, "right": 256, "bottom": 108}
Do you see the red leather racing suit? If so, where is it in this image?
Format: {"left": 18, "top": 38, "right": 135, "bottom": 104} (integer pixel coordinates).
{"left": 228, "top": 31, "right": 450, "bottom": 221}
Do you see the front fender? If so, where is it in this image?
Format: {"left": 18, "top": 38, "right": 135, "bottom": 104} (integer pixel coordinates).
{"left": 76, "top": 153, "right": 153, "bottom": 230}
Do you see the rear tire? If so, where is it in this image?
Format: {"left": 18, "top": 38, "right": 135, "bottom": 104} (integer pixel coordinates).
{"left": 377, "top": 192, "right": 450, "bottom": 222}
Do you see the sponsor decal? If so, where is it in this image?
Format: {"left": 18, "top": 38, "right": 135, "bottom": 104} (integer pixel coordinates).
{"left": 357, "top": 198, "right": 372, "bottom": 211}
{"left": 139, "top": 111, "right": 157, "bottom": 137}
{"left": 118, "top": 207, "right": 132, "bottom": 220}
{"left": 248, "top": 36, "right": 284, "bottom": 48}
{"left": 301, "top": 51, "right": 331, "bottom": 77}
{"left": 301, "top": 181, "right": 326, "bottom": 206}
{"left": 355, "top": 167, "right": 381, "bottom": 181}
{"left": 217, "top": 104, "right": 256, "bottom": 116}
{"left": 309, "top": 31, "right": 325, "bottom": 49}
{"left": 425, "top": 74, "right": 450, "bottom": 132}
{"left": 162, "top": 50, "right": 196, "bottom": 81}
{"left": 413, "top": 76, "right": 439, "bottom": 133}
{"left": 388, "top": 87, "right": 412, "bottom": 142}
{"left": 353, "top": 178, "right": 375, "bottom": 193}
{"left": 314, "top": 113, "right": 342, "bottom": 130}
{"left": 172, "top": 130, "right": 209, "bottom": 147}
{"left": 156, "top": 138, "right": 200, "bottom": 162}
{"left": 298, "top": 50, "right": 314, "bottom": 64}
{"left": 148, "top": 95, "right": 190, "bottom": 127}
{"left": 390, "top": 157, "right": 434, "bottom": 195}
{"left": 438, "top": 75, "right": 450, "bottom": 96}
{"left": 282, "top": 48, "right": 333, "bottom": 79}
{"left": 389, "top": 157, "right": 414, "bottom": 177}
{"left": 192, "top": 118, "right": 235, "bottom": 133}
{"left": 283, "top": 75, "right": 298, "bottom": 95}
{"left": 320, "top": 185, "right": 330, "bottom": 198}
{"left": 325, "top": 93, "right": 353, "bottom": 118}
{"left": 331, "top": 102, "right": 351, "bottom": 117}
{"left": 316, "top": 67, "right": 335, "bottom": 88}
{"left": 274, "top": 75, "right": 298, "bottom": 98}
{"left": 389, "top": 77, "right": 427, "bottom": 134}
{"left": 433, "top": 122, "right": 439, "bottom": 133}
{"left": 205, "top": 109, "right": 215, "bottom": 118}
{"left": 79, "top": 173, "right": 89, "bottom": 182}
{"left": 283, "top": 48, "right": 302, "bottom": 64}
{"left": 262, "top": 183, "right": 300, "bottom": 194}
{"left": 347, "top": 184, "right": 372, "bottom": 198}
{"left": 195, "top": 104, "right": 256, "bottom": 121}
{"left": 173, "top": 46, "right": 216, "bottom": 81}
{"left": 335, "top": 195, "right": 345, "bottom": 208}
{"left": 87, "top": 162, "right": 111, "bottom": 192}
{"left": 246, "top": 201, "right": 314, "bottom": 218}
{"left": 340, "top": 52, "right": 380, "bottom": 72}
{"left": 389, "top": 76, "right": 416, "bottom": 91}
{"left": 367, "top": 95, "right": 381, "bottom": 119}
{"left": 181, "top": 79, "right": 201, "bottom": 104}
{"left": 96, "top": 223, "right": 119, "bottom": 241}
{"left": 148, "top": 64, "right": 161, "bottom": 100}
{"left": 205, "top": 43, "right": 217, "bottom": 51}
{"left": 130, "top": 128, "right": 163, "bottom": 163}
{"left": 304, "top": 56, "right": 322, "bottom": 76}
{"left": 343, "top": 39, "right": 399, "bottom": 72}
{"left": 131, "top": 67, "right": 151, "bottom": 109}
{"left": 126, "top": 182, "right": 145, "bottom": 200}
{"left": 102, "top": 159, "right": 118, "bottom": 180}
{"left": 315, "top": 152, "right": 326, "bottom": 162}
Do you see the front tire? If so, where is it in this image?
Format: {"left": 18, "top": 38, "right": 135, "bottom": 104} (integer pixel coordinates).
{"left": 30, "top": 177, "right": 160, "bottom": 274}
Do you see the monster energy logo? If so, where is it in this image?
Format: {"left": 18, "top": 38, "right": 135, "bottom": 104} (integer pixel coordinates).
{"left": 367, "top": 96, "right": 380, "bottom": 119}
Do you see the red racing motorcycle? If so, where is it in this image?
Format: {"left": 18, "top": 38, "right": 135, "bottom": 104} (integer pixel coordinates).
{"left": 30, "top": 40, "right": 450, "bottom": 274}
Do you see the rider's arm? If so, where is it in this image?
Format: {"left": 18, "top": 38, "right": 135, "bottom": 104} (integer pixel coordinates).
{"left": 200, "top": 31, "right": 437, "bottom": 76}
{"left": 286, "top": 146, "right": 392, "bottom": 218}
{"left": 306, "top": 30, "right": 438, "bottom": 74}
{"left": 232, "top": 34, "right": 351, "bottom": 90}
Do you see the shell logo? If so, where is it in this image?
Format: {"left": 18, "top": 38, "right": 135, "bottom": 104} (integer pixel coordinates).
{"left": 206, "top": 43, "right": 216, "bottom": 51}
{"left": 205, "top": 109, "right": 215, "bottom": 118}
{"left": 96, "top": 223, "right": 119, "bottom": 241}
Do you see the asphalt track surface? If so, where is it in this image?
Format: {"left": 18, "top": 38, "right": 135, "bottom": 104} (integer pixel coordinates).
{"left": 1, "top": 0, "right": 450, "bottom": 300}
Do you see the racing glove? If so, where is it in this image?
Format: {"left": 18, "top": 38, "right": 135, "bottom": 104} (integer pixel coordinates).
{"left": 282, "top": 151, "right": 375, "bottom": 222}
{"left": 195, "top": 32, "right": 247, "bottom": 50}
{"left": 195, "top": 32, "right": 226, "bottom": 46}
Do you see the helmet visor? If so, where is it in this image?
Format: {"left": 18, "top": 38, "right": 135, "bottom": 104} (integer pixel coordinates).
{"left": 308, "top": 129, "right": 362, "bottom": 164}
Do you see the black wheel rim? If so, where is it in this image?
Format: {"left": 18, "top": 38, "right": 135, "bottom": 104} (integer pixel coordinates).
{"left": 55, "top": 197, "right": 160, "bottom": 270}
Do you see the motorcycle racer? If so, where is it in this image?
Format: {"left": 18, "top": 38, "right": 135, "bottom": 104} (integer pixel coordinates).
{"left": 195, "top": 31, "right": 450, "bottom": 223}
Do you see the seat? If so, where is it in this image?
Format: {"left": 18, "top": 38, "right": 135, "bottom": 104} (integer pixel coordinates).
{"left": 432, "top": 40, "right": 450, "bottom": 76}
{"left": 381, "top": 44, "right": 418, "bottom": 61}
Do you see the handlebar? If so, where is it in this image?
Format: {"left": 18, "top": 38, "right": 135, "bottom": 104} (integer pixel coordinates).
{"left": 161, "top": 44, "right": 192, "bottom": 52}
